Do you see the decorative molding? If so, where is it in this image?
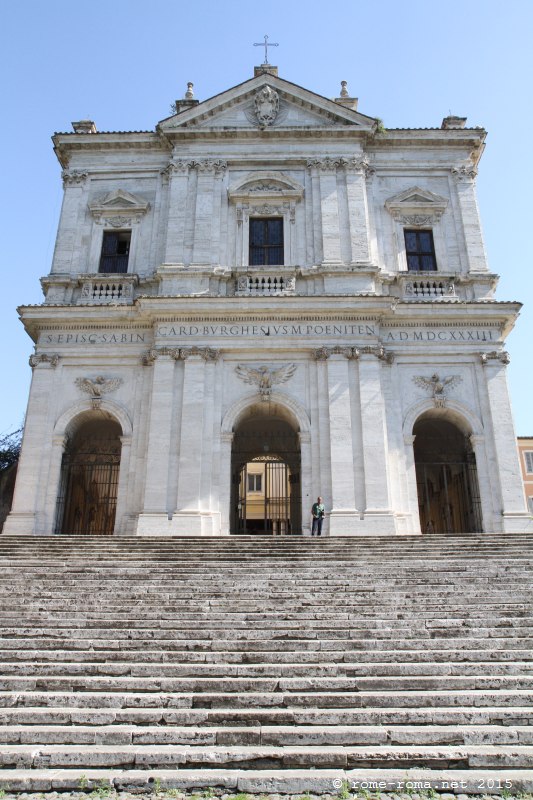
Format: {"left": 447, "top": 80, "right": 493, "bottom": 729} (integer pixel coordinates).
{"left": 313, "top": 345, "right": 393, "bottom": 363}
{"left": 412, "top": 373, "right": 462, "bottom": 408}
{"left": 191, "top": 159, "right": 228, "bottom": 174}
{"left": 62, "top": 170, "right": 88, "bottom": 187}
{"left": 451, "top": 164, "right": 478, "bottom": 183}
{"left": 103, "top": 216, "right": 132, "bottom": 228}
{"left": 398, "top": 215, "right": 434, "bottom": 227}
{"left": 142, "top": 346, "right": 220, "bottom": 365}
{"left": 228, "top": 172, "right": 304, "bottom": 204}
{"left": 248, "top": 183, "right": 284, "bottom": 193}
{"left": 306, "top": 155, "right": 374, "bottom": 177}
{"left": 235, "top": 363, "right": 297, "bottom": 401}
{"left": 162, "top": 158, "right": 227, "bottom": 177}
{"left": 181, "top": 346, "right": 220, "bottom": 361}
{"left": 142, "top": 347, "right": 181, "bottom": 365}
{"left": 75, "top": 376, "right": 123, "bottom": 409}
{"left": 29, "top": 353, "right": 60, "bottom": 368}
{"left": 480, "top": 350, "right": 510, "bottom": 366}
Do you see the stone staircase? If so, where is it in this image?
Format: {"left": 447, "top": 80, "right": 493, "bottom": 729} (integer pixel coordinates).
{"left": 0, "top": 533, "right": 532, "bottom": 794}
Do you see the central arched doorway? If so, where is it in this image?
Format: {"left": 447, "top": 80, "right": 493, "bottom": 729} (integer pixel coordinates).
{"left": 413, "top": 412, "right": 483, "bottom": 534}
{"left": 55, "top": 416, "right": 122, "bottom": 535}
{"left": 231, "top": 407, "right": 301, "bottom": 535}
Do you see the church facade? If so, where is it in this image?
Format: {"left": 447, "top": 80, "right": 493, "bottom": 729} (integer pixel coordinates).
{"left": 5, "top": 66, "right": 531, "bottom": 537}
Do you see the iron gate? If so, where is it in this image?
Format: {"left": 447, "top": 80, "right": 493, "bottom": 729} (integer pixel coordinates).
{"left": 236, "top": 458, "right": 292, "bottom": 534}
{"left": 55, "top": 452, "right": 120, "bottom": 535}
{"left": 416, "top": 454, "right": 483, "bottom": 534}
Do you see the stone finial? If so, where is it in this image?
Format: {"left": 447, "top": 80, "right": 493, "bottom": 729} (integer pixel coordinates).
{"left": 334, "top": 82, "right": 358, "bottom": 111}
{"left": 185, "top": 82, "right": 194, "bottom": 99}
{"left": 72, "top": 120, "right": 97, "bottom": 134}
{"left": 441, "top": 115, "right": 467, "bottom": 129}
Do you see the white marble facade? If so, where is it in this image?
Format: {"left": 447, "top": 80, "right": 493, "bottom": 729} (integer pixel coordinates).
{"left": 5, "top": 68, "right": 531, "bottom": 537}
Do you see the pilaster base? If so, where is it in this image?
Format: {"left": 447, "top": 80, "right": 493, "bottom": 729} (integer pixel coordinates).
{"left": 2, "top": 513, "right": 38, "bottom": 536}
{"left": 136, "top": 512, "right": 223, "bottom": 537}
{"left": 500, "top": 513, "right": 533, "bottom": 533}
{"left": 328, "top": 510, "right": 399, "bottom": 536}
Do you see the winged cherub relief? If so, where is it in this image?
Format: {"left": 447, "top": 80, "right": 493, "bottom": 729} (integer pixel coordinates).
{"left": 235, "top": 364, "right": 297, "bottom": 401}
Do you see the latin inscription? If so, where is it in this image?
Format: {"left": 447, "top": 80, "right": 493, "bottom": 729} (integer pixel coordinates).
{"left": 39, "top": 325, "right": 499, "bottom": 345}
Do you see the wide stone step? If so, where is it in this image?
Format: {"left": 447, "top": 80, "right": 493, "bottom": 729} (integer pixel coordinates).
{"left": 1, "top": 766, "right": 532, "bottom": 795}
{"left": 2, "top": 659, "right": 532, "bottom": 677}
{"left": 1, "top": 689, "right": 532, "bottom": 709}
{"left": 1, "top": 705, "right": 530, "bottom": 727}
{"left": 1, "top": 723, "right": 532, "bottom": 746}
{"left": 2, "top": 647, "right": 532, "bottom": 664}
{"left": 2, "top": 674, "right": 533, "bottom": 693}
{"left": 1, "top": 742, "right": 533, "bottom": 769}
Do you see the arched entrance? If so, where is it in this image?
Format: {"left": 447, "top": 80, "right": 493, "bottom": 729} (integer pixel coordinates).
{"left": 55, "top": 416, "right": 122, "bottom": 535}
{"left": 413, "top": 412, "right": 483, "bottom": 534}
{"left": 231, "top": 407, "right": 301, "bottom": 535}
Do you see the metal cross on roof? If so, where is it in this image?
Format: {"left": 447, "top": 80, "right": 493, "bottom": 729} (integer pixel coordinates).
{"left": 254, "top": 35, "right": 279, "bottom": 65}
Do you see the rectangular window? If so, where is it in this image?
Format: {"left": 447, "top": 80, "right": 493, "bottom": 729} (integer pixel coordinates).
{"left": 248, "top": 473, "right": 262, "bottom": 492}
{"left": 249, "top": 218, "right": 284, "bottom": 266}
{"left": 525, "top": 451, "right": 533, "bottom": 474}
{"left": 404, "top": 229, "right": 437, "bottom": 272}
{"left": 528, "top": 497, "right": 533, "bottom": 514}
{"left": 99, "top": 231, "right": 131, "bottom": 274}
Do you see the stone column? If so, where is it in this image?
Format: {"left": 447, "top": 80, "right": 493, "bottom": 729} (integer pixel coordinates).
{"left": 452, "top": 166, "right": 489, "bottom": 273}
{"left": 219, "top": 433, "right": 234, "bottom": 536}
{"left": 175, "top": 348, "right": 220, "bottom": 535}
{"left": 357, "top": 349, "right": 396, "bottom": 533}
{"left": 163, "top": 160, "right": 189, "bottom": 264}
{"left": 40, "top": 434, "right": 68, "bottom": 536}
{"left": 136, "top": 349, "right": 178, "bottom": 534}
{"left": 344, "top": 157, "right": 371, "bottom": 263}
{"left": 403, "top": 434, "right": 422, "bottom": 535}
{"left": 51, "top": 172, "right": 88, "bottom": 273}
{"left": 299, "top": 431, "right": 312, "bottom": 536}
{"left": 326, "top": 352, "right": 357, "bottom": 533}
{"left": 4, "top": 354, "right": 60, "bottom": 535}
{"left": 481, "top": 353, "right": 530, "bottom": 531}
{"left": 114, "top": 435, "right": 132, "bottom": 535}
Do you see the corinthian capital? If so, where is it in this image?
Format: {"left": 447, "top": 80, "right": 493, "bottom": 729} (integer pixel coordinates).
{"left": 451, "top": 164, "right": 478, "bottom": 183}
{"left": 29, "top": 353, "right": 60, "bottom": 368}
{"left": 61, "top": 170, "right": 88, "bottom": 187}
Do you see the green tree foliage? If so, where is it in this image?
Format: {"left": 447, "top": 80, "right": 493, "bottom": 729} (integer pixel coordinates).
{"left": 0, "top": 428, "right": 22, "bottom": 471}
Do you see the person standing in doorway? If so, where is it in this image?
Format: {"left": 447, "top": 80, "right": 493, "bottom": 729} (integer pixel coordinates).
{"left": 311, "top": 496, "right": 325, "bottom": 536}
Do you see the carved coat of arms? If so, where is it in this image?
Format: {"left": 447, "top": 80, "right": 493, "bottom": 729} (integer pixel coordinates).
{"left": 254, "top": 86, "right": 279, "bottom": 126}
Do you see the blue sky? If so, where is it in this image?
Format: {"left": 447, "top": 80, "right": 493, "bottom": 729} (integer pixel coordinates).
{"left": 2, "top": 0, "right": 532, "bottom": 434}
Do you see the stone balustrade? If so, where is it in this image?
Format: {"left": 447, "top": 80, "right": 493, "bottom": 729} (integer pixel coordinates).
{"left": 78, "top": 274, "right": 138, "bottom": 305}
{"left": 236, "top": 273, "right": 296, "bottom": 296}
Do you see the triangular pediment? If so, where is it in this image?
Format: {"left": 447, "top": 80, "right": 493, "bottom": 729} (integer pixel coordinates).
{"left": 385, "top": 186, "right": 448, "bottom": 219}
{"left": 158, "top": 74, "right": 376, "bottom": 134}
{"left": 88, "top": 189, "right": 150, "bottom": 219}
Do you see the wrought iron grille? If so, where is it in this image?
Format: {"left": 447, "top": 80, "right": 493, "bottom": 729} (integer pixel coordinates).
{"left": 55, "top": 453, "right": 120, "bottom": 535}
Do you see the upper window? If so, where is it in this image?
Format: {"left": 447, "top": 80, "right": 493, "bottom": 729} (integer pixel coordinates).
{"left": 404, "top": 229, "right": 437, "bottom": 272}
{"left": 524, "top": 451, "right": 533, "bottom": 474}
{"left": 248, "top": 473, "right": 262, "bottom": 492}
{"left": 249, "top": 218, "right": 284, "bottom": 266}
{"left": 99, "top": 231, "right": 131, "bottom": 274}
